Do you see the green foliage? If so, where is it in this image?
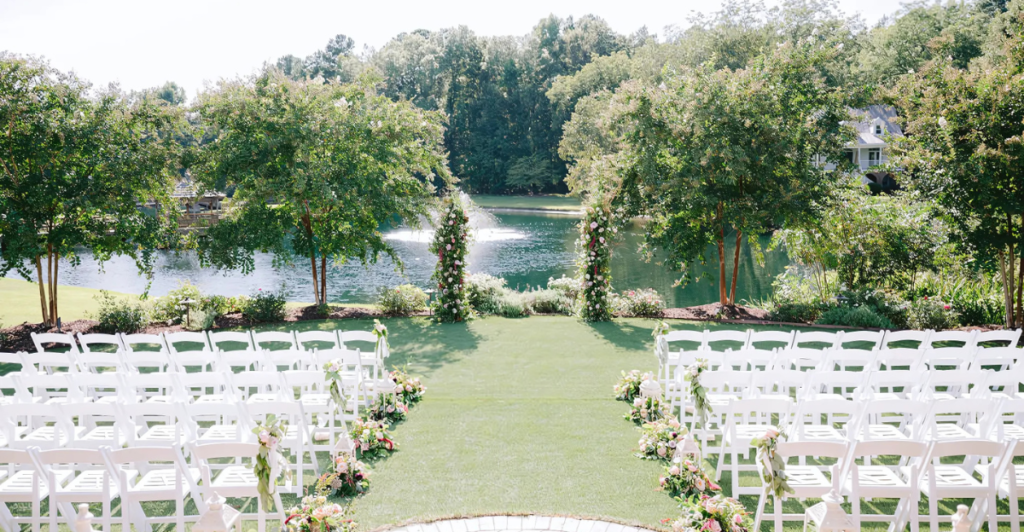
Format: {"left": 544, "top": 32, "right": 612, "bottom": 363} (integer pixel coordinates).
{"left": 577, "top": 202, "right": 616, "bottom": 321}
{"left": 151, "top": 281, "right": 203, "bottom": 324}
{"left": 187, "top": 309, "right": 216, "bottom": 332}
{"left": 495, "top": 292, "right": 531, "bottom": 318}
{"left": 816, "top": 305, "right": 896, "bottom": 329}
{"left": 526, "top": 288, "right": 574, "bottom": 315}
{"left": 0, "top": 54, "right": 184, "bottom": 325}
{"left": 241, "top": 290, "right": 287, "bottom": 323}
{"left": 192, "top": 70, "right": 451, "bottom": 307}
{"left": 431, "top": 195, "right": 472, "bottom": 322}
{"left": 611, "top": 39, "right": 854, "bottom": 306}
{"left": 547, "top": 275, "right": 582, "bottom": 300}
{"left": 465, "top": 273, "right": 508, "bottom": 315}
{"left": 204, "top": 295, "right": 246, "bottom": 317}
{"left": 890, "top": 22, "right": 1024, "bottom": 327}
{"left": 377, "top": 285, "right": 429, "bottom": 317}
{"left": 92, "top": 292, "right": 150, "bottom": 334}
{"left": 769, "top": 303, "right": 827, "bottom": 324}
{"left": 614, "top": 288, "right": 666, "bottom": 318}
{"left": 906, "top": 297, "right": 961, "bottom": 330}
{"left": 840, "top": 289, "right": 909, "bottom": 329}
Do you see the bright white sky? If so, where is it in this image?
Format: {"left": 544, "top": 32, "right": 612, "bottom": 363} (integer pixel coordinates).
{"left": 0, "top": 0, "right": 898, "bottom": 98}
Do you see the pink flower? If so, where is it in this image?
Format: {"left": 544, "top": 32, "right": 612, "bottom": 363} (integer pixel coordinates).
{"left": 733, "top": 515, "right": 743, "bottom": 525}
{"left": 924, "top": 296, "right": 929, "bottom": 300}
{"left": 669, "top": 465, "right": 680, "bottom": 476}
{"left": 944, "top": 305, "right": 951, "bottom": 310}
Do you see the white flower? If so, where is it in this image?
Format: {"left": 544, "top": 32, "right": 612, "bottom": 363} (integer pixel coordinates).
{"left": 259, "top": 430, "right": 271, "bottom": 445}
{"left": 590, "top": 222, "right": 598, "bottom": 229}
{"left": 446, "top": 244, "right": 452, "bottom": 250}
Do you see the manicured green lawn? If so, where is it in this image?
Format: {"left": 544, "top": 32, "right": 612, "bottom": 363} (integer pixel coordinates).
{"left": 0, "top": 277, "right": 137, "bottom": 325}
{"left": 470, "top": 195, "right": 582, "bottom": 212}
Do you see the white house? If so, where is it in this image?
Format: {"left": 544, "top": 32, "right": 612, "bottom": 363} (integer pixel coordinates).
{"left": 843, "top": 105, "right": 903, "bottom": 172}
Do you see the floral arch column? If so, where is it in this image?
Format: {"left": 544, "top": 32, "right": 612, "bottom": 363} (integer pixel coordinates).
{"left": 430, "top": 194, "right": 472, "bottom": 322}
{"left": 577, "top": 201, "right": 617, "bottom": 321}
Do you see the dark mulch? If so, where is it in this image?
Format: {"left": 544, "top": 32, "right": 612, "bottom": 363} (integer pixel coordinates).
{"left": 661, "top": 303, "right": 770, "bottom": 321}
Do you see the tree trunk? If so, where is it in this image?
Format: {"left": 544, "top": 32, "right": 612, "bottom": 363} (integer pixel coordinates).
{"left": 50, "top": 251, "right": 58, "bottom": 323}
{"left": 1000, "top": 251, "right": 1014, "bottom": 328}
{"left": 716, "top": 204, "right": 727, "bottom": 305}
{"left": 729, "top": 229, "right": 742, "bottom": 305}
{"left": 320, "top": 256, "right": 327, "bottom": 307}
{"left": 310, "top": 254, "right": 320, "bottom": 306}
{"left": 1017, "top": 249, "right": 1024, "bottom": 328}
{"left": 35, "top": 255, "right": 50, "bottom": 326}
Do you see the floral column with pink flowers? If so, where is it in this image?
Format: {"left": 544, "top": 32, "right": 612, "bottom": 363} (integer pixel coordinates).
{"left": 577, "top": 200, "right": 617, "bottom": 322}
{"left": 430, "top": 194, "right": 472, "bottom": 323}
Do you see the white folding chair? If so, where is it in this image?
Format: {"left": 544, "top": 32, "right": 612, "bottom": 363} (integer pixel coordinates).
{"left": 921, "top": 397, "right": 997, "bottom": 441}
{"left": 208, "top": 330, "right": 256, "bottom": 352}
{"left": 103, "top": 446, "right": 204, "bottom": 532}
{"left": 826, "top": 349, "right": 879, "bottom": 372}
{"left": 921, "top": 347, "right": 975, "bottom": 371}
{"left": 976, "top": 438, "right": 1024, "bottom": 532}
{"left": 76, "top": 333, "right": 124, "bottom": 354}
{"left": 163, "top": 331, "right": 213, "bottom": 355}
{"left": 30, "top": 332, "right": 79, "bottom": 355}
{"left": 119, "top": 333, "right": 173, "bottom": 373}
{"left": 243, "top": 400, "right": 320, "bottom": 493}
{"left": 231, "top": 371, "right": 286, "bottom": 404}
{"left": 875, "top": 347, "right": 925, "bottom": 371}
{"left": 855, "top": 398, "right": 931, "bottom": 441}
{"left": 659, "top": 329, "right": 706, "bottom": 391}
{"left": 21, "top": 351, "right": 79, "bottom": 375}
{"left": 862, "top": 369, "right": 920, "bottom": 400}
{"left": 705, "top": 329, "right": 750, "bottom": 352}
{"left": 1, "top": 402, "right": 78, "bottom": 450}
{"left": 217, "top": 350, "right": 267, "bottom": 373}
{"left": 253, "top": 330, "right": 305, "bottom": 371}
{"left": 913, "top": 369, "right": 987, "bottom": 401}
{"left": 836, "top": 330, "right": 884, "bottom": 351}
{"left": 684, "top": 370, "right": 753, "bottom": 440}
{"left": 15, "top": 372, "right": 87, "bottom": 405}
{"left": 927, "top": 329, "right": 978, "bottom": 349}
{"left": 789, "top": 397, "right": 860, "bottom": 442}
{"left": 976, "top": 329, "right": 1022, "bottom": 349}
{"left": 972, "top": 346, "right": 1021, "bottom": 371}
{"left": 120, "top": 402, "right": 191, "bottom": 447}
{"left": 749, "top": 369, "right": 808, "bottom": 399}
{"left": 120, "top": 372, "right": 179, "bottom": 403}
{"left": 186, "top": 402, "right": 250, "bottom": 443}
{"left": 722, "top": 348, "right": 777, "bottom": 371}
{"left": 781, "top": 347, "right": 829, "bottom": 372}
{"left": 882, "top": 329, "right": 931, "bottom": 350}
{"left": 73, "top": 373, "right": 125, "bottom": 404}
{"left": 60, "top": 402, "right": 129, "bottom": 449}
{"left": 917, "top": 439, "right": 1005, "bottom": 532}
{"left": 792, "top": 330, "right": 840, "bottom": 350}
{"left": 842, "top": 439, "right": 929, "bottom": 532}
{"left": 295, "top": 330, "right": 341, "bottom": 353}
{"left": 190, "top": 442, "right": 284, "bottom": 532}
{"left": 34, "top": 447, "right": 122, "bottom": 532}
{"left": 753, "top": 440, "right": 848, "bottom": 532}
{"left": 714, "top": 397, "right": 793, "bottom": 496}
{"left": 0, "top": 448, "right": 63, "bottom": 532}
{"left": 176, "top": 371, "right": 236, "bottom": 404}
{"left": 746, "top": 330, "right": 794, "bottom": 351}
{"left": 282, "top": 370, "right": 350, "bottom": 452}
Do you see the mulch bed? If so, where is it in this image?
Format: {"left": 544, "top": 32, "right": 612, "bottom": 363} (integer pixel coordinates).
{"left": 660, "top": 303, "right": 770, "bottom": 321}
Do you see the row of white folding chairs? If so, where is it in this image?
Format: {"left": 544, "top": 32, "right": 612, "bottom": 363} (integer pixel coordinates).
{"left": 0, "top": 398, "right": 328, "bottom": 498}
{"left": 0, "top": 440, "right": 297, "bottom": 532}
{"left": 655, "top": 327, "right": 1022, "bottom": 383}
{"left": 673, "top": 365, "right": 1024, "bottom": 419}
{"left": 29, "top": 328, "right": 389, "bottom": 358}
{"left": 738, "top": 436, "right": 1024, "bottom": 532}
{"left": 2, "top": 344, "right": 383, "bottom": 378}
{"left": 0, "top": 362, "right": 375, "bottom": 411}
{"left": 702, "top": 395, "right": 1024, "bottom": 524}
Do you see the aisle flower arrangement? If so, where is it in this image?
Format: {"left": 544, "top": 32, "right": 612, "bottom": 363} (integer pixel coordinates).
{"left": 318, "top": 453, "right": 371, "bottom": 497}
{"left": 324, "top": 359, "right": 348, "bottom": 412}
{"left": 626, "top": 395, "right": 671, "bottom": 424}
{"left": 372, "top": 319, "right": 389, "bottom": 356}
{"left": 285, "top": 490, "right": 356, "bottom": 532}
{"left": 350, "top": 417, "right": 396, "bottom": 460}
{"left": 614, "top": 369, "right": 644, "bottom": 402}
{"left": 660, "top": 459, "right": 721, "bottom": 498}
{"left": 753, "top": 427, "right": 793, "bottom": 499}
{"left": 667, "top": 495, "right": 751, "bottom": 532}
{"left": 684, "top": 359, "right": 712, "bottom": 428}
{"left": 577, "top": 201, "right": 618, "bottom": 322}
{"left": 366, "top": 392, "right": 408, "bottom": 424}
{"left": 252, "top": 415, "right": 290, "bottom": 512}
{"left": 635, "top": 417, "right": 688, "bottom": 460}
{"left": 431, "top": 194, "right": 472, "bottom": 323}
{"left": 390, "top": 368, "right": 427, "bottom": 404}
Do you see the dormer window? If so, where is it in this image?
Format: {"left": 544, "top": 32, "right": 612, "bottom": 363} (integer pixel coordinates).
{"left": 874, "top": 124, "right": 884, "bottom": 135}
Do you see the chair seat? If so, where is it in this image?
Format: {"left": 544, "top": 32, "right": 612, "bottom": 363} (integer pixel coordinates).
{"left": 137, "top": 425, "right": 185, "bottom": 443}
{"left": 94, "top": 396, "right": 122, "bottom": 405}
{"left": 0, "top": 469, "right": 73, "bottom": 500}
{"left": 842, "top": 466, "right": 910, "bottom": 495}
{"left": 209, "top": 465, "right": 258, "bottom": 497}
{"left": 298, "top": 394, "right": 331, "bottom": 408}
{"left": 976, "top": 464, "right": 1024, "bottom": 496}
{"left": 932, "top": 424, "right": 975, "bottom": 440}
{"left": 905, "top": 465, "right": 986, "bottom": 495}
{"left": 707, "top": 393, "right": 739, "bottom": 407}
{"left": 246, "top": 394, "right": 283, "bottom": 404}
{"left": 997, "top": 424, "right": 1024, "bottom": 440}
{"left": 55, "top": 469, "right": 138, "bottom": 500}
{"left": 862, "top": 424, "right": 909, "bottom": 440}
{"left": 15, "top": 426, "right": 85, "bottom": 447}
{"left": 198, "top": 425, "right": 241, "bottom": 441}
{"left": 78, "top": 426, "right": 127, "bottom": 446}
{"left": 787, "top": 465, "right": 833, "bottom": 492}
{"left": 129, "top": 468, "right": 201, "bottom": 499}
{"left": 727, "top": 424, "right": 774, "bottom": 444}
{"left": 792, "top": 426, "right": 845, "bottom": 441}
{"left": 194, "top": 395, "right": 232, "bottom": 404}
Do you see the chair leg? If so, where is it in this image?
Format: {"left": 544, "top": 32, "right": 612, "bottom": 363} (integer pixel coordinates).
{"left": 988, "top": 494, "right": 998, "bottom": 532}
{"left": 774, "top": 495, "right": 784, "bottom": 532}
{"left": 753, "top": 492, "right": 767, "bottom": 532}
{"left": 929, "top": 496, "right": 939, "bottom": 532}
{"left": 177, "top": 493, "right": 185, "bottom": 532}
{"left": 1012, "top": 486, "right": 1021, "bottom": 532}
{"left": 852, "top": 494, "right": 861, "bottom": 532}
{"left": 911, "top": 494, "right": 920, "bottom": 532}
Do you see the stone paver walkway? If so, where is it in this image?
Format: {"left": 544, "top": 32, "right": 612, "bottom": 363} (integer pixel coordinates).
{"left": 386, "top": 516, "right": 657, "bottom": 532}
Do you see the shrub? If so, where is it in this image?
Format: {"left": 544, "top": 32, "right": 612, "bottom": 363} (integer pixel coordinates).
{"left": 547, "top": 275, "right": 581, "bottom": 300}
{"left": 203, "top": 294, "right": 245, "bottom": 317}
{"left": 465, "top": 273, "right": 507, "bottom": 314}
{"left": 839, "top": 289, "right": 909, "bottom": 329}
{"left": 241, "top": 289, "right": 287, "bottom": 323}
{"left": 769, "top": 302, "right": 825, "bottom": 323}
{"left": 615, "top": 288, "right": 666, "bottom": 318}
{"left": 150, "top": 280, "right": 204, "bottom": 324}
{"left": 906, "top": 297, "right": 960, "bottom": 330}
{"left": 816, "top": 305, "right": 896, "bottom": 330}
{"left": 377, "top": 284, "right": 428, "bottom": 316}
{"left": 495, "top": 291, "right": 530, "bottom": 318}
{"left": 186, "top": 309, "right": 216, "bottom": 331}
{"left": 953, "top": 297, "right": 1002, "bottom": 327}
{"left": 527, "top": 288, "right": 574, "bottom": 315}
{"left": 92, "top": 291, "right": 149, "bottom": 333}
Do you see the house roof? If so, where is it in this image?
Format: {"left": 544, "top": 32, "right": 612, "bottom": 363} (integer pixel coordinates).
{"left": 846, "top": 105, "right": 903, "bottom": 146}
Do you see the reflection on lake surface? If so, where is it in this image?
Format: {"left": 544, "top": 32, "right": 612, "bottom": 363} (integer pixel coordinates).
{"left": 3, "top": 211, "right": 790, "bottom": 308}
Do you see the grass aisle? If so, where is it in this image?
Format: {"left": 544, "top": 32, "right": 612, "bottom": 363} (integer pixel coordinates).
{"left": 349, "top": 316, "right": 679, "bottom": 529}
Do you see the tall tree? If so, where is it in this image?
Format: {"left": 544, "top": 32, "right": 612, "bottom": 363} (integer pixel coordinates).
{"left": 610, "top": 40, "right": 854, "bottom": 305}
{"left": 0, "top": 55, "right": 183, "bottom": 325}
{"left": 191, "top": 70, "right": 452, "bottom": 306}
{"left": 889, "top": 21, "right": 1024, "bottom": 327}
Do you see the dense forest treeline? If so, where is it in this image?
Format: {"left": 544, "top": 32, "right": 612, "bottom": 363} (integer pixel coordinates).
{"left": 143, "top": 0, "right": 1016, "bottom": 193}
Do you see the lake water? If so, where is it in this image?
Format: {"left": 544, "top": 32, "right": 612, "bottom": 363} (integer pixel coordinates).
{"left": 4, "top": 210, "right": 790, "bottom": 308}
